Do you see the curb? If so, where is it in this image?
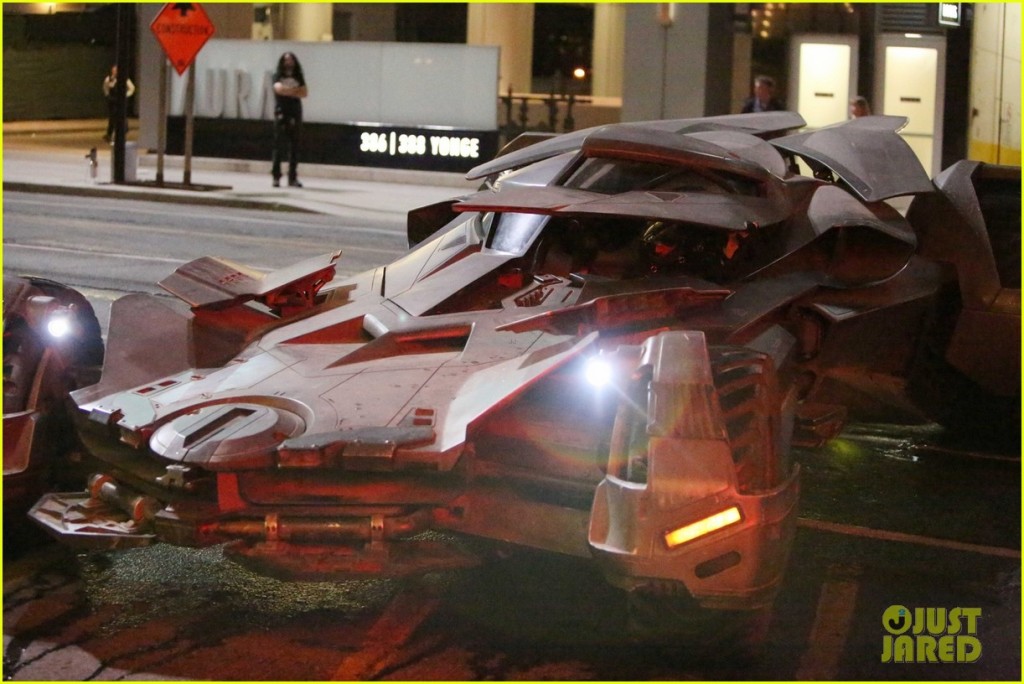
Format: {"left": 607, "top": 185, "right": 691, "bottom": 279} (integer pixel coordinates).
{"left": 139, "top": 154, "right": 477, "bottom": 190}
{"left": 2, "top": 181, "right": 314, "bottom": 214}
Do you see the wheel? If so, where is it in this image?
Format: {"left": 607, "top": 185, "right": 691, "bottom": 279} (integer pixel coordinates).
{"left": 906, "top": 286, "right": 1020, "bottom": 451}
{"left": 626, "top": 588, "right": 773, "bottom": 663}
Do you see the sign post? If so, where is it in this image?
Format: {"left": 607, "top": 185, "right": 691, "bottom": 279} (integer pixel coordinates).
{"left": 112, "top": 4, "right": 134, "bottom": 184}
{"left": 150, "top": 3, "right": 215, "bottom": 186}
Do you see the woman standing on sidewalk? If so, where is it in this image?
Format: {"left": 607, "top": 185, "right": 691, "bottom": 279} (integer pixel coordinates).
{"left": 271, "top": 52, "right": 308, "bottom": 188}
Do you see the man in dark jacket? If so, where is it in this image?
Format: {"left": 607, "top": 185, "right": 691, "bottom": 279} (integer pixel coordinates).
{"left": 741, "top": 75, "right": 784, "bottom": 113}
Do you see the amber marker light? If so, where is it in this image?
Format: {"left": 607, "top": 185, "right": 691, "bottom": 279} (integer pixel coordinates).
{"left": 664, "top": 506, "right": 742, "bottom": 548}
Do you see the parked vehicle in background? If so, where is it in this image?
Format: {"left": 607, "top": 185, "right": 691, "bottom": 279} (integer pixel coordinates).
{"left": 3, "top": 277, "right": 103, "bottom": 538}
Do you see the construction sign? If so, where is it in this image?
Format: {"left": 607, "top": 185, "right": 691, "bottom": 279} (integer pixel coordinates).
{"left": 150, "top": 3, "right": 215, "bottom": 75}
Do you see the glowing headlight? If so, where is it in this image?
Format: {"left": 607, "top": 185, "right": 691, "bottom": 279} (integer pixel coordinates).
{"left": 46, "top": 314, "right": 72, "bottom": 339}
{"left": 584, "top": 356, "right": 613, "bottom": 388}
{"left": 663, "top": 506, "right": 742, "bottom": 549}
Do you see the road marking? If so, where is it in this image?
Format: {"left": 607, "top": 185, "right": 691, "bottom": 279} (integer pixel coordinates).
{"left": 798, "top": 517, "right": 1020, "bottom": 559}
{"left": 74, "top": 287, "right": 129, "bottom": 302}
{"left": 3, "top": 242, "right": 183, "bottom": 264}
{"left": 913, "top": 444, "right": 1020, "bottom": 463}
{"left": 332, "top": 585, "right": 440, "bottom": 680}
{"left": 4, "top": 195, "right": 404, "bottom": 236}
{"left": 796, "top": 563, "right": 861, "bottom": 681}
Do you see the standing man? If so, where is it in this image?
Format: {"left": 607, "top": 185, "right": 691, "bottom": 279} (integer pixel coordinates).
{"left": 849, "top": 95, "right": 872, "bottom": 118}
{"left": 272, "top": 52, "right": 308, "bottom": 188}
{"left": 102, "top": 64, "right": 135, "bottom": 143}
{"left": 741, "top": 75, "right": 784, "bottom": 113}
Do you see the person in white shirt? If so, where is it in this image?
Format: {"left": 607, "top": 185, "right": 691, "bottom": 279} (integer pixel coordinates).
{"left": 102, "top": 64, "right": 135, "bottom": 143}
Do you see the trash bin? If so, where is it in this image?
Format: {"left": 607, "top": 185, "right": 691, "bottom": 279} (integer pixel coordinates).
{"left": 110, "top": 142, "right": 138, "bottom": 183}
{"left": 125, "top": 142, "right": 138, "bottom": 182}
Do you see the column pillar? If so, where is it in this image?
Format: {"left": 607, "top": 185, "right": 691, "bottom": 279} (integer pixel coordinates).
{"left": 592, "top": 3, "right": 625, "bottom": 99}
{"left": 621, "top": 3, "right": 736, "bottom": 121}
{"left": 467, "top": 3, "right": 534, "bottom": 94}
{"left": 282, "top": 3, "right": 333, "bottom": 41}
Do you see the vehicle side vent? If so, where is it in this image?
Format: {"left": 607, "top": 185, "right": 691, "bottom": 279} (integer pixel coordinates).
{"left": 710, "top": 348, "right": 780, "bottom": 493}
{"left": 328, "top": 325, "right": 472, "bottom": 367}
{"left": 283, "top": 316, "right": 374, "bottom": 345}
{"left": 695, "top": 551, "right": 741, "bottom": 579}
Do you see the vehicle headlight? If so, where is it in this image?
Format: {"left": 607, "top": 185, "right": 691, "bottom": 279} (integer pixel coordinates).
{"left": 25, "top": 295, "right": 75, "bottom": 341}
{"left": 584, "top": 356, "right": 614, "bottom": 388}
{"left": 46, "top": 313, "right": 73, "bottom": 339}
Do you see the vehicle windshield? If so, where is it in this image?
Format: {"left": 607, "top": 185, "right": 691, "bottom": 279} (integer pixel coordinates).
{"left": 484, "top": 212, "right": 549, "bottom": 255}
{"left": 563, "top": 158, "right": 761, "bottom": 197}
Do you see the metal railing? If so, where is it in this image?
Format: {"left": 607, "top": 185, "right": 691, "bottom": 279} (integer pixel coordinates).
{"left": 499, "top": 86, "right": 591, "bottom": 147}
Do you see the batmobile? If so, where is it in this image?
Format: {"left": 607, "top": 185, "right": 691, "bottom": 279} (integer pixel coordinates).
{"left": 4, "top": 112, "right": 1020, "bottom": 641}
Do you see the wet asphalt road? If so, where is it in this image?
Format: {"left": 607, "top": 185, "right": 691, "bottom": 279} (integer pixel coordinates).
{"left": 4, "top": 423, "right": 1019, "bottom": 681}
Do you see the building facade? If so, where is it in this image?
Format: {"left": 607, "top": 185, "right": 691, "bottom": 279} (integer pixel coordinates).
{"left": 3, "top": 3, "right": 1019, "bottom": 170}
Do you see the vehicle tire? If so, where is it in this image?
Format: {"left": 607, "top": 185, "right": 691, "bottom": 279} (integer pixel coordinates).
{"left": 626, "top": 588, "right": 773, "bottom": 664}
{"left": 907, "top": 289, "right": 1020, "bottom": 451}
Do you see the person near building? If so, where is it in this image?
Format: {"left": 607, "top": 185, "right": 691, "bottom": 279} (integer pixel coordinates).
{"left": 741, "top": 75, "right": 784, "bottom": 113}
{"left": 271, "top": 51, "right": 308, "bottom": 188}
{"left": 102, "top": 64, "right": 135, "bottom": 143}
{"left": 850, "top": 95, "right": 872, "bottom": 118}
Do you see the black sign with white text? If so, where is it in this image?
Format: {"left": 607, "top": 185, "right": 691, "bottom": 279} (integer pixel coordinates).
{"left": 166, "top": 117, "right": 499, "bottom": 174}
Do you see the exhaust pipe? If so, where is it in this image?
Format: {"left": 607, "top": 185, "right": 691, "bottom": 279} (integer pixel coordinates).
{"left": 88, "top": 473, "right": 160, "bottom": 524}
{"left": 208, "top": 509, "right": 431, "bottom": 543}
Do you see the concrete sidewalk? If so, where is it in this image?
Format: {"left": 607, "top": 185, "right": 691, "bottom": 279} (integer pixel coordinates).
{"left": 2, "top": 119, "right": 478, "bottom": 222}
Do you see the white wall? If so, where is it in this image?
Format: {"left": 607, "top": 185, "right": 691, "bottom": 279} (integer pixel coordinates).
{"left": 874, "top": 33, "right": 946, "bottom": 177}
{"left": 788, "top": 35, "right": 858, "bottom": 128}
{"left": 970, "top": 2, "right": 1021, "bottom": 163}
{"left": 163, "top": 39, "right": 499, "bottom": 130}
{"left": 592, "top": 4, "right": 625, "bottom": 99}
{"left": 467, "top": 3, "right": 533, "bottom": 95}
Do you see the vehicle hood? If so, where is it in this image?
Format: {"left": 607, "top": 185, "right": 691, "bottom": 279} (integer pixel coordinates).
{"left": 72, "top": 250, "right": 730, "bottom": 474}
{"left": 770, "top": 116, "right": 936, "bottom": 202}
{"left": 467, "top": 111, "right": 807, "bottom": 180}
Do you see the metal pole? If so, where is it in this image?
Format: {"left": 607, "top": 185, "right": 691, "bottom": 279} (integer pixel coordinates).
{"left": 157, "top": 57, "right": 168, "bottom": 186}
{"left": 657, "top": 3, "right": 674, "bottom": 120}
{"left": 112, "top": 3, "right": 131, "bottom": 184}
{"left": 183, "top": 61, "right": 196, "bottom": 186}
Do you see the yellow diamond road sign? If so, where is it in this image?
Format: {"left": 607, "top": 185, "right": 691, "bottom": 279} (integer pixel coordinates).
{"left": 150, "top": 3, "right": 215, "bottom": 76}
